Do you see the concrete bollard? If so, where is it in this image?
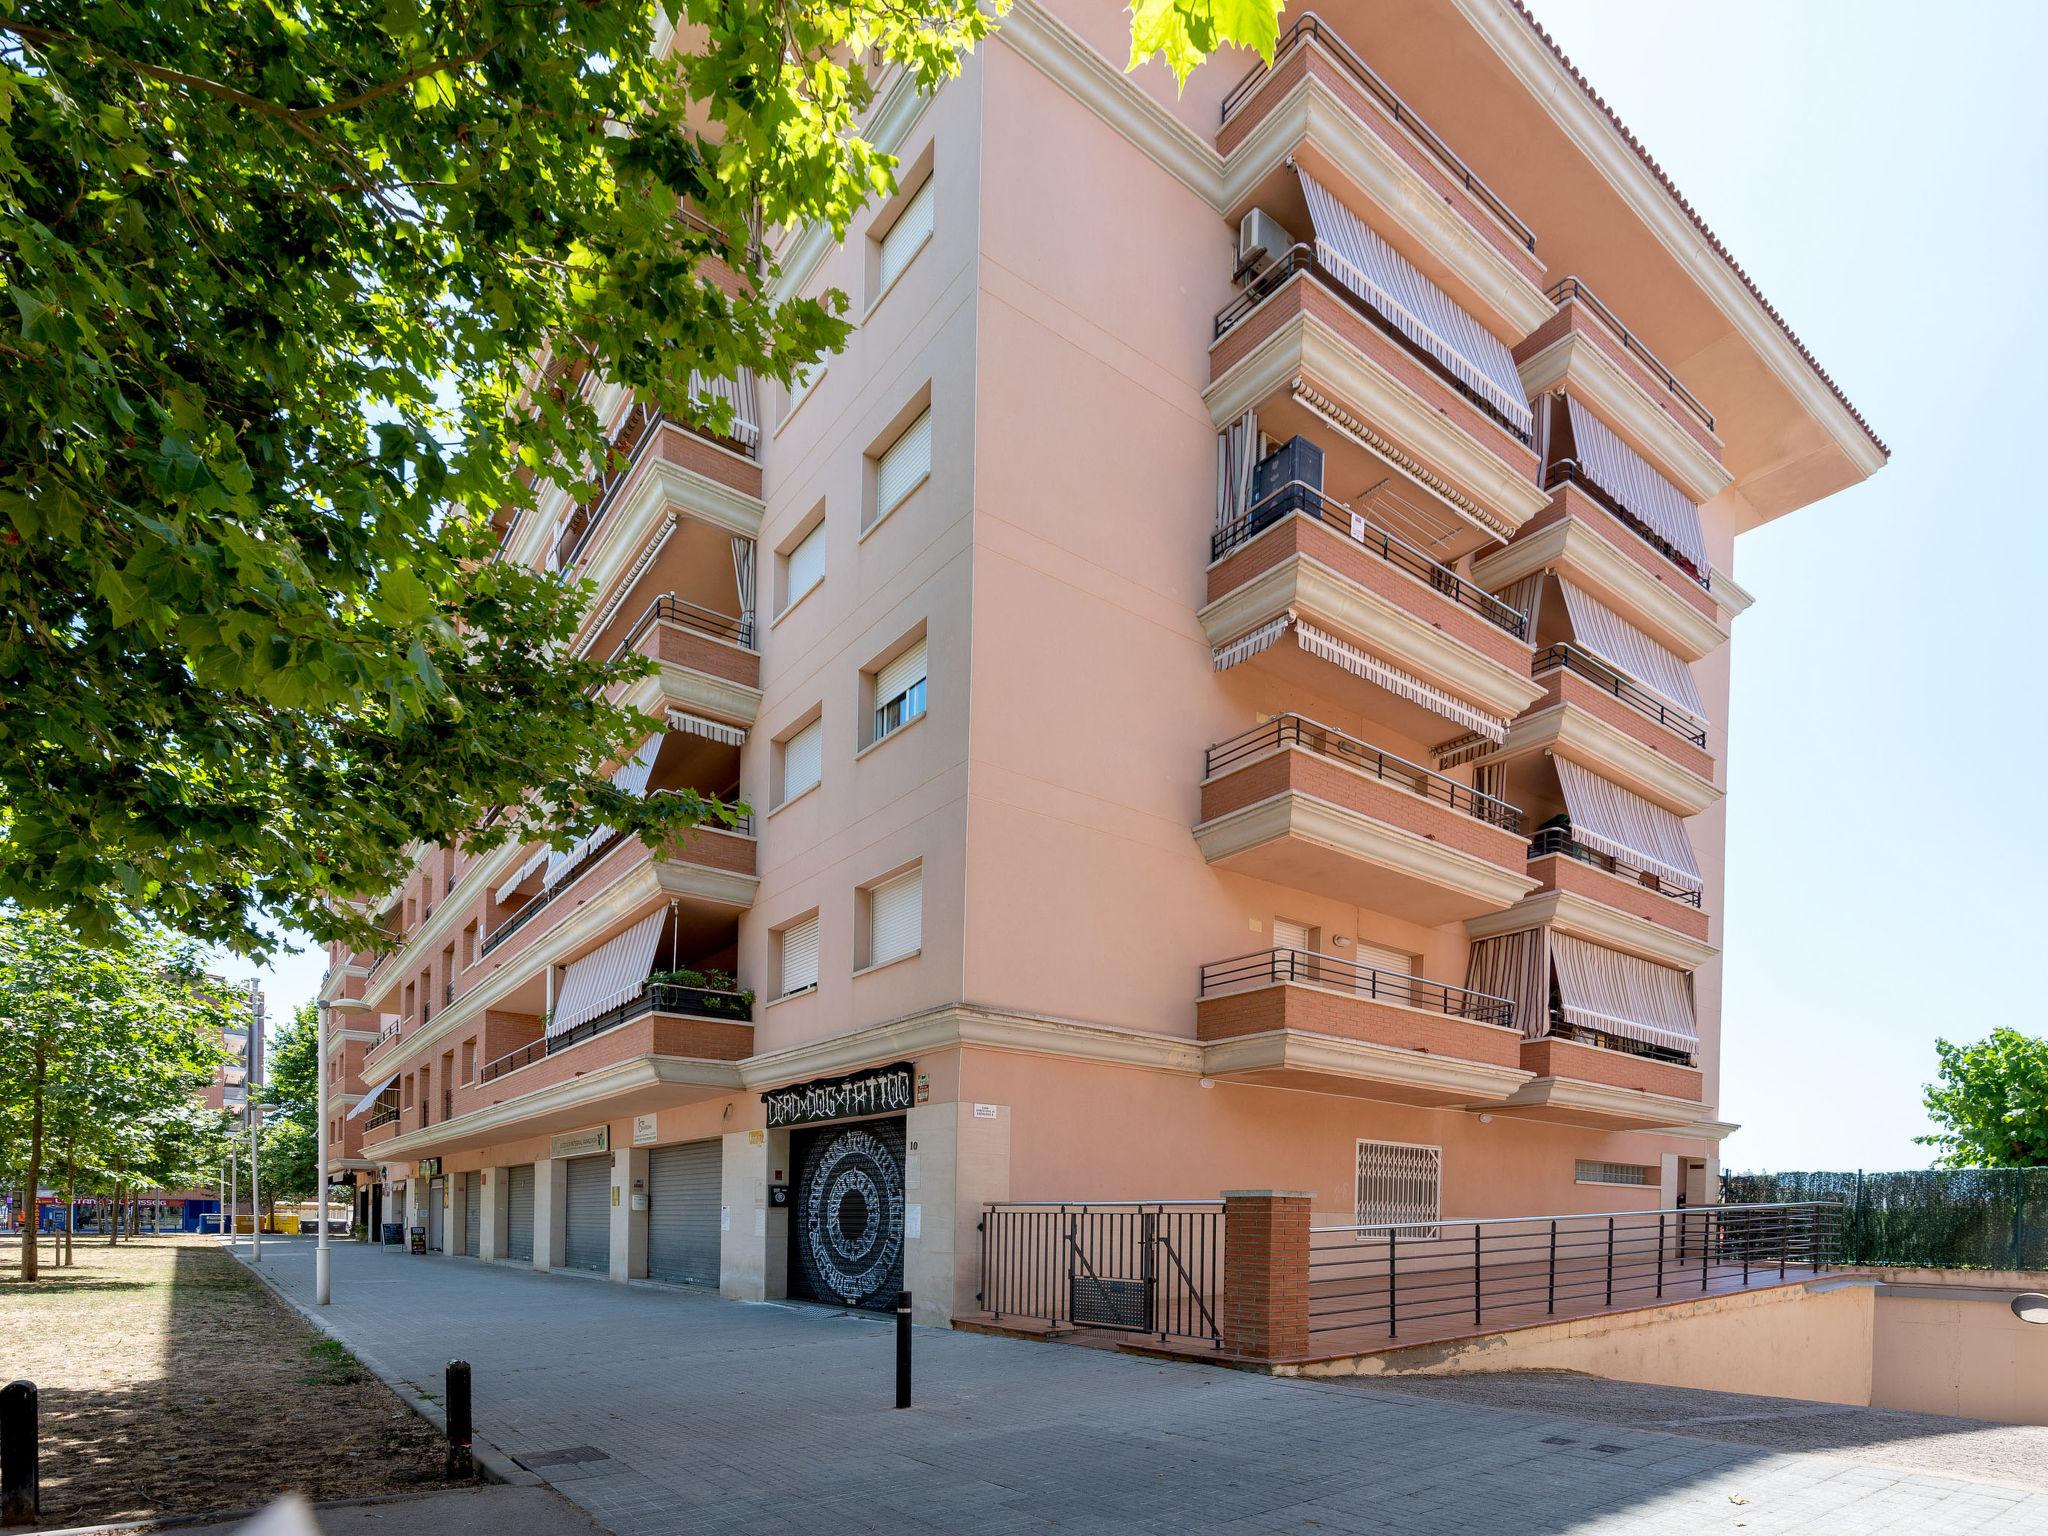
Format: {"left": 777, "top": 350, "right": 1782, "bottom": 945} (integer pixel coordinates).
{"left": 445, "top": 1361, "right": 474, "bottom": 1481}
{"left": 0, "top": 1380, "right": 37, "bottom": 1527}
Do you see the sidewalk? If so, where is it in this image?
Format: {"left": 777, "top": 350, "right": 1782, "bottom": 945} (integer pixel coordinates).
{"left": 238, "top": 1237, "right": 2048, "bottom": 1535}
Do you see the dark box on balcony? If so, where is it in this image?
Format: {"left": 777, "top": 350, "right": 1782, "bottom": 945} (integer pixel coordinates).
{"left": 1251, "top": 435, "right": 1323, "bottom": 510}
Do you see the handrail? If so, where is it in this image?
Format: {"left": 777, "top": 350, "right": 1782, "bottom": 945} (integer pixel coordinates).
{"left": 1215, "top": 248, "right": 1534, "bottom": 446}
{"left": 1206, "top": 714, "right": 1523, "bottom": 831}
{"left": 608, "top": 592, "right": 755, "bottom": 662}
{"left": 1527, "top": 826, "right": 1704, "bottom": 908}
{"left": 1219, "top": 12, "right": 1536, "bottom": 254}
{"left": 1532, "top": 644, "right": 1708, "bottom": 748}
{"left": 1201, "top": 947, "right": 1516, "bottom": 1029}
{"left": 1547, "top": 278, "right": 1714, "bottom": 432}
{"left": 1212, "top": 479, "right": 1529, "bottom": 637}
{"left": 1539, "top": 1015, "right": 1695, "bottom": 1067}
{"left": 1543, "top": 459, "right": 1711, "bottom": 590}
{"left": 1312, "top": 1199, "right": 1839, "bottom": 1236}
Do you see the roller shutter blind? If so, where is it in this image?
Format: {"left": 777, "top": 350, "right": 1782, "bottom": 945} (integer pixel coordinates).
{"left": 873, "top": 409, "right": 931, "bottom": 522}
{"left": 873, "top": 639, "right": 927, "bottom": 736}
{"left": 646, "top": 1141, "right": 722, "bottom": 1287}
{"left": 876, "top": 177, "right": 934, "bottom": 295}
{"left": 462, "top": 1172, "right": 480, "bottom": 1258}
{"left": 784, "top": 523, "right": 825, "bottom": 608}
{"left": 1272, "top": 919, "right": 1314, "bottom": 954}
{"left": 779, "top": 914, "right": 821, "bottom": 996}
{"left": 563, "top": 1156, "right": 611, "bottom": 1273}
{"left": 427, "top": 1180, "right": 445, "bottom": 1252}
{"left": 505, "top": 1165, "right": 535, "bottom": 1262}
{"left": 780, "top": 718, "right": 822, "bottom": 804}
{"left": 867, "top": 868, "right": 922, "bottom": 967}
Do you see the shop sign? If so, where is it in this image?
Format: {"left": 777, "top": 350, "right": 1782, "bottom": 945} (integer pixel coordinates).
{"left": 633, "top": 1114, "right": 658, "bottom": 1146}
{"left": 417, "top": 1157, "right": 442, "bottom": 1177}
{"left": 761, "top": 1061, "right": 914, "bottom": 1129}
{"left": 551, "top": 1125, "right": 611, "bottom": 1159}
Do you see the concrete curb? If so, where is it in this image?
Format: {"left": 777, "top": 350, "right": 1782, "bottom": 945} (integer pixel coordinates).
{"left": 227, "top": 1246, "right": 541, "bottom": 1491}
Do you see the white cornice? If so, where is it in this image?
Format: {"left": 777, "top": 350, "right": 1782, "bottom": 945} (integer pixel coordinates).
{"left": 1517, "top": 331, "right": 1730, "bottom": 504}
{"left": 1197, "top": 546, "right": 1547, "bottom": 721}
{"left": 1486, "top": 702, "right": 1720, "bottom": 817}
{"left": 1201, "top": 1026, "right": 1534, "bottom": 1103}
{"left": 1206, "top": 302, "right": 1550, "bottom": 534}
{"left": 1708, "top": 563, "right": 1755, "bottom": 616}
{"left": 1470, "top": 515, "right": 1728, "bottom": 662}
{"left": 364, "top": 838, "right": 528, "bottom": 1012}
{"left": 1466, "top": 888, "right": 1718, "bottom": 972}
{"left": 1194, "top": 789, "right": 1538, "bottom": 911}
{"left": 1450, "top": 0, "right": 1886, "bottom": 481}
{"left": 599, "top": 455, "right": 763, "bottom": 553}
{"left": 1495, "top": 1073, "right": 1712, "bottom": 1129}
{"left": 617, "top": 653, "right": 764, "bottom": 729}
{"left": 378, "top": 1055, "right": 745, "bottom": 1157}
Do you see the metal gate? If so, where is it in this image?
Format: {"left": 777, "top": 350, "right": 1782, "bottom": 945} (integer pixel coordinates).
{"left": 646, "top": 1141, "right": 722, "bottom": 1286}
{"left": 979, "top": 1203, "right": 1223, "bottom": 1346}
{"left": 462, "top": 1172, "right": 481, "bottom": 1257}
{"left": 563, "top": 1155, "right": 610, "bottom": 1272}
{"left": 505, "top": 1165, "right": 535, "bottom": 1262}
{"left": 426, "top": 1178, "right": 445, "bottom": 1252}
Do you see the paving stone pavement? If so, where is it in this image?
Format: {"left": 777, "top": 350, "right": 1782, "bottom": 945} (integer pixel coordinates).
{"left": 241, "top": 1239, "right": 2048, "bottom": 1535}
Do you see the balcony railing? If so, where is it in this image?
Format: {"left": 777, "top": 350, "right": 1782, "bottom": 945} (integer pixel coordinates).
{"left": 1547, "top": 278, "right": 1713, "bottom": 433}
{"left": 1532, "top": 644, "right": 1708, "bottom": 748}
{"left": 1212, "top": 480, "right": 1529, "bottom": 638}
{"left": 1201, "top": 948, "right": 1515, "bottom": 1029}
{"left": 979, "top": 1202, "right": 1224, "bottom": 1347}
{"left": 1543, "top": 460, "right": 1710, "bottom": 591}
{"left": 364, "top": 1104, "right": 399, "bottom": 1132}
{"left": 1540, "top": 1014, "right": 1695, "bottom": 1068}
{"left": 1527, "top": 826, "right": 1703, "bottom": 908}
{"left": 608, "top": 592, "right": 755, "bottom": 662}
{"left": 1206, "top": 715, "right": 1523, "bottom": 832}
{"left": 477, "top": 979, "right": 752, "bottom": 1086}
{"left": 1219, "top": 12, "right": 1536, "bottom": 254}
{"left": 1215, "top": 247, "right": 1535, "bottom": 446}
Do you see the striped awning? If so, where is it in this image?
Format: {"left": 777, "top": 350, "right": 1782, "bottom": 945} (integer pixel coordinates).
{"left": 1294, "top": 620, "right": 1509, "bottom": 743}
{"left": 346, "top": 1073, "right": 400, "bottom": 1121}
{"left": 549, "top": 909, "right": 665, "bottom": 1039}
{"left": 1558, "top": 580, "right": 1707, "bottom": 725}
{"left": 667, "top": 709, "right": 747, "bottom": 747}
{"left": 1564, "top": 399, "right": 1709, "bottom": 576}
{"left": 611, "top": 734, "right": 662, "bottom": 798}
{"left": 1214, "top": 614, "right": 1294, "bottom": 671}
{"left": 495, "top": 844, "right": 551, "bottom": 902}
{"left": 580, "top": 515, "right": 678, "bottom": 655}
{"left": 687, "top": 369, "right": 760, "bottom": 449}
{"left": 1553, "top": 756, "right": 1702, "bottom": 893}
{"left": 1550, "top": 933, "right": 1698, "bottom": 1054}
{"left": 1297, "top": 169, "right": 1533, "bottom": 436}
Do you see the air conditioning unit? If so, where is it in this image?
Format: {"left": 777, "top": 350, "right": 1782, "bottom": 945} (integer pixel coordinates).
{"left": 1236, "top": 208, "right": 1296, "bottom": 279}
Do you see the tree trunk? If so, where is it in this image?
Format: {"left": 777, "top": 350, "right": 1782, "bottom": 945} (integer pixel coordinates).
{"left": 109, "top": 1160, "right": 124, "bottom": 1246}
{"left": 22, "top": 1038, "right": 45, "bottom": 1282}
{"left": 64, "top": 1151, "right": 76, "bottom": 1267}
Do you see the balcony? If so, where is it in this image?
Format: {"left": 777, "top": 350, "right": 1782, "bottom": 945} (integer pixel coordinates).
{"left": 609, "top": 593, "right": 762, "bottom": 728}
{"left": 1525, "top": 828, "right": 1711, "bottom": 946}
{"left": 1197, "top": 948, "right": 1530, "bottom": 1107}
{"left": 1508, "top": 1026, "right": 1706, "bottom": 1130}
{"left": 1197, "top": 716, "right": 1536, "bottom": 925}
{"left": 1216, "top": 14, "right": 1547, "bottom": 297}
{"left": 478, "top": 980, "right": 752, "bottom": 1086}
{"left": 1532, "top": 644, "right": 1712, "bottom": 766}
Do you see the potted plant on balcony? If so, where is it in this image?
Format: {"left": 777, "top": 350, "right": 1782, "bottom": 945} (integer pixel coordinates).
{"left": 645, "top": 967, "right": 755, "bottom": 1019}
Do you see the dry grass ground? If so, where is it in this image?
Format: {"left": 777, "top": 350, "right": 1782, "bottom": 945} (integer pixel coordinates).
{"left": 0, "top": 1233, "right": 454, "bottom": 1528}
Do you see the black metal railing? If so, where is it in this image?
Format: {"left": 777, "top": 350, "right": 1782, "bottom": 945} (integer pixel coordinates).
{"left": 1526, "top": 826, "right": 1703, "bottom": 908}
{"left": 1206, "top": 715, "right": 1523, "bottom": 832}
{"left": 363, "top": 1105, "right": 400, "bottom": 1132}
{"left": 1201, "top": 949, "right": 1516, "bottom": 1029}
{"left": 1212, "top": 481, "right": 1528, "bottom": 637}
{"left": 477, "top": 980, "right": 751, "bottom": 1086}
{"left": 1306, "top": 1201, "right": 1843, "bottom": 1341}
{"left": 557, "top": 401, "right": 664, "bottom": 570}
{"left": 1532, "top": 644, "right": 1708, "bottom": 748}
{"left": 1547, "top": 278, "right": 1714, "bottom": 432}
{"left": 1219, "top": 13, "right": 1536, "bottom": 254}
{"left": 979, "top": 1202, "right": 1224, "bottom": 1348}
{"left": 611, "top": 592, "right": 756, "bottom": 659}
{"left": 1540, "top": 1017, "right": 1695, "bottom": 1068}
{"left": 1214, "top": 247, "right": 1534, "bottom": 446}
{"left": 1543, "top": 460, "right": 1711, "bottom": 591}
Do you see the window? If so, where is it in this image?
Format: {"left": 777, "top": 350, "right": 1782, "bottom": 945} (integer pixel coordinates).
{"left": 1272, "top": 918, "right": 1316, "bottom": 954}
{"left": 863, "top": 866, "right": 923, "bottom": 969}
{"left": 874, "top": 175, "right": 934, "bottom": 299}
{"left": 870, "top": 407, "right": 931, "bottom": 527}
{"left": 462, "top": 920, "right": 478, "bottom": 969}
{"left": 785, "top": 358, "right": 825, "bottom": 420}
{"left": 1576, "top": 1160, "right": 1654, "bottom": 1187}
{"left": 778, "top": 517, "right": 826, "bottom": 614}
{"left": 870, "top": 638, "right": 927, "bottom": 746}
{"left": 778, "top": 715, "right": 823, "bottom": 806}
{"left": 1356, "top": 1140, "right": 1441, "bottom": 1237}
{"left": 778, "top": 913, "right": 821, "bottom": 997}
{"left": 461, "top": 1039, "right": 476, "bottom": 1084}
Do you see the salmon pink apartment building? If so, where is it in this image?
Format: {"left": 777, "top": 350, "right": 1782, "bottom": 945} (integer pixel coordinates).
{"left": 317, "top": 0, "right": 1886, "bottom": 1334}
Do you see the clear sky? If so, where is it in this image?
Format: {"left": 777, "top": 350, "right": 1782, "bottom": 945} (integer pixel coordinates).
{"left": 225, "top": 0, "right": 2048, "bottom": 1175}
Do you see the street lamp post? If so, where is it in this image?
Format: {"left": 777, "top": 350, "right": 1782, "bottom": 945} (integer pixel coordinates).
{"left": 316, "top": 1002, "right": 331, "bottom": 1305}
{"left": 249, "top": 1105, "right": 262, "bottom": 1264}
{"left": 228, "top": 1147, "right": 237, "bottom": 1251}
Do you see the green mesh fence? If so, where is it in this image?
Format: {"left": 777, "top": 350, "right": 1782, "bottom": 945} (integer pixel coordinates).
{"left": 1721, "top": 1168, "right": 2048, "bottom": 1270}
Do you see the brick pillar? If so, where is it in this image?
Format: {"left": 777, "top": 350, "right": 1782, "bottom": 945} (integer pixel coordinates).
{"left": 1221, "top": 1189, "right": 1312, "bottom": 1361}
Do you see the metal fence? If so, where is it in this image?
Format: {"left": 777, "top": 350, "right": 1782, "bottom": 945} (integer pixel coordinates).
{"left": 1306, "top": 1201, "right": 1844, "bottom": 1342}
{"left": 979, "top": 1202, "right": 1224, "bottom": 1347}
{"left": 1722, "top": 1169, "right": 2048, "bottom": 1270}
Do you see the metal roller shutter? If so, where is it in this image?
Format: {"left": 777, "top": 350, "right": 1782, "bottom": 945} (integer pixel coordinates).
{"left": 506, "top": 1165, "right": 535, "bottom": 1262}
{"left": 427, "top": 1179, "right": 445, "bottom": 1252}
{"left": 563, "top": 1156, "right": 611, "bottom": 1273}
{"left": 462, "top": 1172, "right": 481, "bottom": 1257}
{"left": 646, "top": 1141, "right": 722, "bottom": 1287}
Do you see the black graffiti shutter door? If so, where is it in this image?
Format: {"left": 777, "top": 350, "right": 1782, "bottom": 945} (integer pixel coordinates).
{"left": 563, "top": 1156, "right": 611, "bottom": 1272}
{"left": 506, "top": 1165, "right": 535, "bottom": 1262}
{"left": 463, "top": 1172, "right": 481, "bottom": 1256}
{"left": 427, "top": 1179, "right": 445, "bottom": 1251}
{"left": 646, "top": 1141, "right": 722, "bottom": 1286}
{"left": 790, "top": 1118, "right": 906, "bottom": 1310}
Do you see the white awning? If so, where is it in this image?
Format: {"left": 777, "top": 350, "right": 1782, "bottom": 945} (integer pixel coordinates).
{"left": 611, "top": 734, "right": 662, "bottom": 799}
{"left": 549, "top": 909, "right": 665, "bottom": 1039}
{"left": 1553, "top": 756, "right": 1702, "bottom": 893}
{"left": 1550, "top": 933, "right": 1698, "bottom": 1054}
{"left": 1297, "top": 169, "right": 1532, "bottom": 436}
{"left": 580, "top": 516, "right": 678, "bottom": 655}
{"left": 1294, "top": 620, "right": 1509, "bottom": 743}
{"left": 1214, "top": 614, "right": 1293, "bottom": 671}
{"left": 667, "top": 709, "right": 747, "bottom": 747}
{"left": 1564, "top": 399, "right": 1709, "bottom": 577}
{"left": 687, "top": 368, "right": 760, "bottom": 449}
{"left": 346, "top": 1073, "right": 400, "bottom": 1120}
{"left": 494, "top": 844, "right": 550, "bottom": 902}
{"left": 1557, "top": 579, "right": 1707, "bottom": 725}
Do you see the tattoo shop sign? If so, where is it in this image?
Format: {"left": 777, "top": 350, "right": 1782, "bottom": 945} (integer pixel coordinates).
{"left": 762, "top": 1062, "right": 914, "bottom": 1130}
